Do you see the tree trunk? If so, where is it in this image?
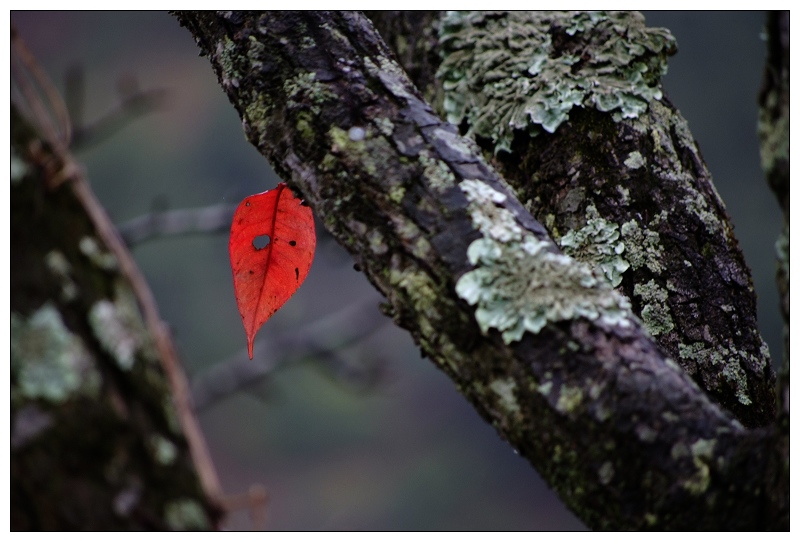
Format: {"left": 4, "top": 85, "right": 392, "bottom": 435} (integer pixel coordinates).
{"left": 174, "top": 11, "right": 788, "bottom": 530}
{"left": 10, "top": 104, "right": 222, "bottom": 530}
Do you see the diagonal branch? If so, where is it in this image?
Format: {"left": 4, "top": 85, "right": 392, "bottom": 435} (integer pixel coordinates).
{"left": 175, "top": 10, "right": 784, "bottom": 530}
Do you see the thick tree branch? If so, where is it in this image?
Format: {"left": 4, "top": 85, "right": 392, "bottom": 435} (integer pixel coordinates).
{"left": 370, "top": 10, "right": 775, "bottom": 429}
{"left": 175, "top": 11, "right": 785, "bottom": 530}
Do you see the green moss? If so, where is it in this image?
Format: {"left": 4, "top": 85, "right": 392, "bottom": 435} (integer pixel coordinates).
{"left": 11, "top": 303, "right": 99, "bottom": 402}
{"left": 558, "top": 205, "right": 629, "bottom": 287}
{"left": 455, "top": 180, "right": 633, "bottom": 343}
{"left": 438, "top": 11, "right": 675, "bottom": 153}
{"left": 633, "top": 280, "right": 674, "bottom": 336}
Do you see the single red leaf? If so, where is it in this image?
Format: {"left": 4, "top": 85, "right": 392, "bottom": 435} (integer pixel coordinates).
{"left": 229, "top": 183, "right": 316, "bottom": 359}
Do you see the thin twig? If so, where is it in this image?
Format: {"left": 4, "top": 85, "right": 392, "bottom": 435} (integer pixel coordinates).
{"left": 192, "top": 297, "right": 388, "bottom": 410}
{"left": 117, "top": 203, "right": 238, "bottom": 246}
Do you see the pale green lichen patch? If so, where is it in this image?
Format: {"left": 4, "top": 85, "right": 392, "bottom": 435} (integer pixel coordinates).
{"left": 489, "top": 378, "right": 520, "bottom": 413}
{"left": 624, "top": 150, "right": 646, "bottom": 169}
{"left": 45, "top": 250, "right": 78, "bottom": 302}
{"left": 79, "top": 236, "right": 118, "bottom": 271}
{"left": 11, "top": 145, "right": 29, "bottom": 183}
{"left": 598, "top": 461, "right": 614, "bottom": 485}
{"left": 419, "top": 150, "right": 457, "bottom": 191}
{"left": 679, "top": 342, "right": 757, "bottom": 406}
{"left": 284, "top": 71, "right": 337, "bottom": 115}
{"left": 438, "top": 11, "right": 675, "bottom": 153}
{"left": 164, "top": 498, "right": 209, "bottom": 531}
{"left": 11, "top": 303, "right": 98, "bottom": 402}
{"left": 682, "top": 188, "right": 722, "bottom": 235}
{"left": 148, "top": 434, "right": 178, "bottom": 466}
{"left": 633, "top": 280, "right": 674, "bottom": 336}
{"left": 555, "top": 384, "right": 584, "bottom": 413}
{"left": 455, "top": 179, "right": 633, "bottom": 343}
{"left": 88, "top": 281, "right": 152, "bottom": 370}
{"left": 683, "top": 438, "right": 715, "bottom": 495}
{"left": 620, "top": 219, "right": 664, "bottom": 274}
{"left": 558, "top": 205, "right": 629, "bottom": 287}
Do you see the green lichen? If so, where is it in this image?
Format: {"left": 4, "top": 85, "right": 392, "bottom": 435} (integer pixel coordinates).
{"left": 489, "top": 378, "right": 519, "bottom": 413}
{"left": 419, "top": 150, "right": 457, "bottom": 191}
{"left": 679, "top": 342, "right": 757, "bottom": 406}
{"left": 598, "top": 461, "right": 614, "bottom": 485}
{"left": 633, "top": 280, "right": 674, "bottom": 336}
{"left": 682, "top": 188, "right": 722, "bottom": 235}
{"left": 624, "top": 150, "right": 646, "bottom": 169}
{"left": 389, "top": 184, "right": 406, "bottom": 204}
{"left": 438, "top": 11, "right": 675, "bottom": 153}
{"left": 776, "top": 225, "right": 789, "bottom": 276}
{"left": 215, "top": 36, "right": 241, "bottom": 89}
{"left": 88, "top": 280, "right": 152, "bottom": 370}
{"left": 11, "top": 145, "right": 29, "bottom": 183}
{"left": 11, "top": 303, "right": 99, "bottom": 402}
{"left": 148, "top": 434, "right": 178, "bottom": 466}
{"left": 455, "top": 179, "right": 633, "bottom": 343}
{"left": 620, "top": 219, "right": 664, "bottom": 274}
{"left": 373, "top": 117, "right": 395, "bottom": 137}
{"left": 164, "top": 498, "right": 209, "bottom": 531}
{"left": 284, "top": 72, "right": 337, "bottom": 115}
{"left": 558, "top": 205, "right": 629, "bottom": 287}
{"left": 683, "top": 438, "right": 715, "bottom": 495}
{"left": 45, "top": 250, "right": 78, "bottom": 302}
{"left": 556, "top": 384, "right": 584, "bottom": 413}
{"left": 79, "top": 236, "right": 118, "bottom": 270}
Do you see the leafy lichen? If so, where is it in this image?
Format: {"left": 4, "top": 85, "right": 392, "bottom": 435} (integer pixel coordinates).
{"left": 558, "top": 205, "right": 629, "bottom": 287}
{"left": 633, "top": 280, "right": 674, "bottom": 336}
{"left": 620, "top": 219, "right": 664, "bottom": 274}
{"left": 438, "top": 11, "right": 675, "bottom": 153}
{"left": 455, "top": 179, "right": 633, "bottom": 343}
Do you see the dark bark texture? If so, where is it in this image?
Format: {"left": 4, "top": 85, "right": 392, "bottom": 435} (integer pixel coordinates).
{"left": 175, "top": 11, "right": 787, "bottom": 530}
{"left": 10, "top": 106, "right": 220, "bottom": 530}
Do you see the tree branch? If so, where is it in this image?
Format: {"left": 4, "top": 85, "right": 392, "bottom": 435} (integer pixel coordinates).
{"left": 175, "top": 10, "right": 785, "bottom": 530}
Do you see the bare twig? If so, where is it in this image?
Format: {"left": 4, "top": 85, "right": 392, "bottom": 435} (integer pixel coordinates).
{"left": 192, "top": 297, "right": 388, "bottom": 410}
{"left": 117, "top": 203, "right": 238, "bottom": 246}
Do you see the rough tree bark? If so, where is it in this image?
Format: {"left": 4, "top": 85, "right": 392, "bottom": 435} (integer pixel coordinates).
{"left": 10, "top": 87, "right": 222, "bottom": 529}
{"left": 175, "top": 11, "right": 788, "bottom": 530}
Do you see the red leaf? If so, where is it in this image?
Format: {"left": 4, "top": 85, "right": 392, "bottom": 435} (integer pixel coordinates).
{"left": 229, "top": 183, "right": 316, "bottom": 359}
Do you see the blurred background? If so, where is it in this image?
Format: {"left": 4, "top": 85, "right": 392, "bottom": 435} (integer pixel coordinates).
{"left": 10, "top": 11, "right": 781, "bottom": 530}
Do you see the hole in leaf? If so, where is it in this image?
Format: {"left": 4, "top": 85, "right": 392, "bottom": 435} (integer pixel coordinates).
{"left": 253, "top": 235, "right": 271, "bottom": 250}
{"left": 245, "top": 201, "right": 251, "bottom": 206}
{"left": 295, "top": 267, "right": 299, "bottom": 280}
{"left": 289, "top": 240, "right": 297, "bottom": 247}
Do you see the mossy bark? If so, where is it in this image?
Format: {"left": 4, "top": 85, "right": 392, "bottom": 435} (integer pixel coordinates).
{"left": 10, "top": 106, "right": 220, "bottom": 530}
{"left": 175, "top": 11, "right": 787, "bottom": 530}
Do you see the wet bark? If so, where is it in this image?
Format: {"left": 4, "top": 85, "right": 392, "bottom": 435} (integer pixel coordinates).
{"left": 175, "top": 11, "right": 787, "bottom": 530}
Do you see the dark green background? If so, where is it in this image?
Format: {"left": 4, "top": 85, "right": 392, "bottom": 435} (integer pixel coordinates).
{"left": 11, "top": 11, "right": 780, "bottom": 530}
